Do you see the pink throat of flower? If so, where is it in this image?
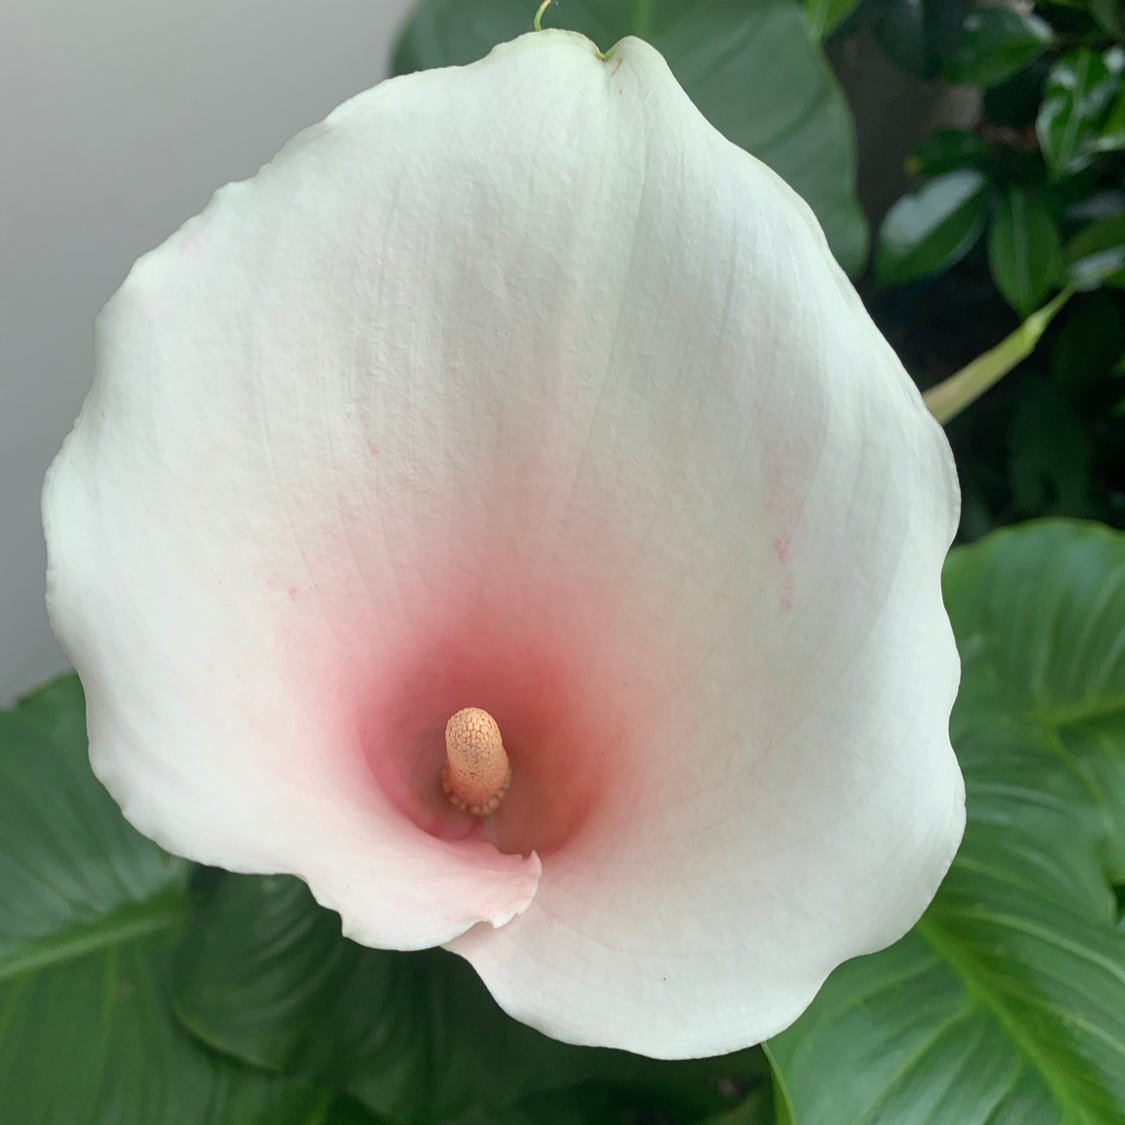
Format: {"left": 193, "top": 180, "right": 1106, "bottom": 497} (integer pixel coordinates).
{"left": 347, "top": 580, "right": 648, "bottom": 859}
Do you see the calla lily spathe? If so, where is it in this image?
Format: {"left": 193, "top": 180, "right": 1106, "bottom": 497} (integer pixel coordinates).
{"left": 43, "top": 31, "right": 964, "bottom": 1058}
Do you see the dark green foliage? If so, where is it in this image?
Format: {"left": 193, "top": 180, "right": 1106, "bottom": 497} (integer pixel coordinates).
{"left": 945, "top": 5, "right": 1054, "bottom": 86}
{"left": 987, "top": 187, "right": 1062, "bottom": 315}
{"left": 875, "top": 169, "right": 990, "bottom": 286}
{"left": 867, "top": 0, "right": 1125, "bottom": 537}
{"left": 874, "top": 0, "right": 970, "bottom": 79}
{"left": 1038, "top": 50, "right": 1119, "bottom": 178}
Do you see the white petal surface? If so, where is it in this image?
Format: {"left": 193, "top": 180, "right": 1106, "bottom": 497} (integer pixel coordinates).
{"left": 44, "top": 31, "right": 963, "bottom": 1054}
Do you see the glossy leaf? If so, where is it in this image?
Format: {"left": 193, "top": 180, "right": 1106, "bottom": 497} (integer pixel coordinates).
{"left": 875, "top": 0, "right": 969, "bottom": 78}
{"left": 1064, "top": 188, "right": 1125, "bottom": 226}
{"left": 1037, "top": 50, "right": 1118, "bottom": 179}
{"left": 392, "top": 0, "right": 868, "bottom": 273}
{"left": 875, "top": 169, "right": 990, "bottom": 287}
{"left": 906, "top": 129, "right": 990, "bottom": 177}
{"left": 768, "top": 521, "right": 1125, "bottom": 1125}
{"left": 1066, "top": 212, "right": 1125, "bottom": 288}
{"left": 944, "top": 7, "right": 1053, "bottom": 87}
{"left": 987, "top": 188, "right": 1062, "bottom": 316}
{"left": 173, "top": 874, "right": 765, "bottom": 1123}
{"left": 0, "top": 678, "right": 357, "bottom": 1125}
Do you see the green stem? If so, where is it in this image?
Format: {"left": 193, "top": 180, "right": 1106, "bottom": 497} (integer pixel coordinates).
{"left": 923, "top": 290, "right": 1072, "bottom": 426}
{"left": 533, "top": 0, "right": 555, "bottom": 31}
{"left": 631, "top": 0, "right": 653, "bottom": 37}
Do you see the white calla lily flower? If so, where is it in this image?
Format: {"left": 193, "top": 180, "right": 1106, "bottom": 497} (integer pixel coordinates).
{"left": 43, "top": 30, "right": 964, "bottom": 1058}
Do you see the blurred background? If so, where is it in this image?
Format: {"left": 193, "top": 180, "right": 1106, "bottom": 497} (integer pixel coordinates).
{"left": 1, "top": 0, "right": 416, "bottom": 703}
{"left": 3, "top": 0, "right": 1123, "bottom": 704}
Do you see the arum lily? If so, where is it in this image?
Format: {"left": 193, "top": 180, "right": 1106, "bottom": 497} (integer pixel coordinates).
{"left": 43, "top": 30, "right": 965, "bottom": 1058}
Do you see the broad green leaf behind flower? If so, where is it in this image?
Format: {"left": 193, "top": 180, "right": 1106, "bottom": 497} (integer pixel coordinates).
{"left": 768, "top": 521, "right": 1125, "bottom": 1125}
{"left": 172, "top": 874, "right": 766, "bottom": 1122}
{"left": 0, "top": 679, "right": 373, "bottom": 1125}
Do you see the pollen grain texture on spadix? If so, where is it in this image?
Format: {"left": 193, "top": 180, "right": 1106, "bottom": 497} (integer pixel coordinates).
{"left": 443, "top": 707, "right": 512, "bottom": 816}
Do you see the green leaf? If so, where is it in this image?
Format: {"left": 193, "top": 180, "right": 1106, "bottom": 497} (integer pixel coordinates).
{"left": 802, "top": 0, "right": 862, "bottom": 40}
{"left": 1064, "top": 188, "right": 1125, "bottom": 226}
{"left": 1037, "top": 50, "right": 1119, "bottom": 179}
{"left": 1066, "top": 212, "right": 1125, "bottom": 289}
{"left": 1096, "top": 90, "right": 1125, "bottom": 152}
{"left": 451, "top": 1078, "right": 773, "bottom": 1125}
{"left": 767, "top": 521, "right": 1125, "bottom": 1124}
{"left": 1093, "top": 0, "right": 1125, "bottom": 40}
{"left": 0, "top": 678, "right": 354, "bottom": 1125}
{"left": 906, "top": 128, "right": 990, "bottom": 177}
{"left": 944, "top": 7, "right": 1054, "bottom": 87}
{"left": 987, "top": 187, "right": 1062, "bottom": 316}
{"left": 875, "top": 169, "right": 990, "bottom": 287}
{"left": 875, "top": 0, "right": 969, "bottom": 78}
{"left": 392, "top": 0, "right": 868, "bottom": 274}
{"left": 173, "top": 874, "right": 764, "bottom": 1123}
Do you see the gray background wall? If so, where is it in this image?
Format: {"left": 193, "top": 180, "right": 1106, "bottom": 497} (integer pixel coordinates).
{"left": 1, "top": 0, "right": 416, "bottom": 703}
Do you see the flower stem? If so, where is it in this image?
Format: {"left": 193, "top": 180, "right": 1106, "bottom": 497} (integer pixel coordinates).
{"left": 923, "top": 290, "right": 1072, "bottom": 426}
{"left": 631, "top": 0, "right": 653, "bottom": 37}
{"left": 533, "top": 0, "right": 555, "bottom": 31}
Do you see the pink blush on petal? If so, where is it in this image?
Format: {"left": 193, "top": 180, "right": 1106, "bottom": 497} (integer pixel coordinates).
{"left": 358, "top": 583, "right": 633, "bottom": 857}
{"left": 269, "top": 475, "right": 673, "bottom": 865}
